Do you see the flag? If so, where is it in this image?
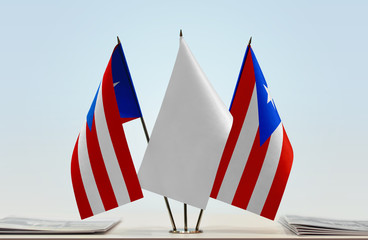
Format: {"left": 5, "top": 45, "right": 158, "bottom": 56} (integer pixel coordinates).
{"left": 210, "top": 43, "right": 293, "bottom": 220}
{"left": 71, "top": 42, "right": 143, "bottom": 219}
{"left": 138, "top": 37, "right": 233, "bottom": 209}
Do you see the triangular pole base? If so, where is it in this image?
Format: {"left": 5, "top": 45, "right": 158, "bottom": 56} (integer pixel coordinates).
{"left": 169, "top": 229, "right": 203, "bottom": 234}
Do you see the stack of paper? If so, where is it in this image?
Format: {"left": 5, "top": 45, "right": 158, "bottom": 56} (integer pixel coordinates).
{"left": 280, "top": 215, "right": 368, "bottom": 236}
{"left": 0, "top": 216, "right": 119, "bottom": 234}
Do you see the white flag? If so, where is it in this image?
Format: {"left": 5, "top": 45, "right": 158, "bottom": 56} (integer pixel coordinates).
{"left": 138, "top": 37, "right": 232, "bottom": 209}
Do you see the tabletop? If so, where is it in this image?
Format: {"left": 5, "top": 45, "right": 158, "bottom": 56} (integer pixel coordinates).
{"left": 0, "top": 213, "right": 367, "bottom": 240}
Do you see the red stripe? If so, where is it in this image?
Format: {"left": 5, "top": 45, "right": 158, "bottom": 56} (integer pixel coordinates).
{"left": 85, "top": 119, "right": 118, "bottom": 211}
{"left": 101, "top": 59, "right": 143, "bottom": 202}
{"left": 211, "top": 48, "right": 256, "bottom": 198}
{"left": 121, "top": 117, "right": 138, "bottom": 124}
{"left": 231, "top": 129, "right": 270, "bottom": 209}
{"left": 71, "top": 136, "right": 93, "bottom": 219}
{"left": 260, "top": 126, "right": 293, "bottom": 220}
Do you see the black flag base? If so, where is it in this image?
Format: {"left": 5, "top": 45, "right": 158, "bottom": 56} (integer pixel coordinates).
{"left": 170, "top": 229, "right": 203, "bottom": 234}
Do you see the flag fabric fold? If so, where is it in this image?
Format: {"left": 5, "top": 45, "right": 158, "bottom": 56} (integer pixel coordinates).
{"left": 138, "top": 37, "right": 233, "bottom": 209}
{"left": 71, "top": 42, "right": 143, "bottom": 219}
{"left": 210, "top": 44, "right": 293, "bottom": 220}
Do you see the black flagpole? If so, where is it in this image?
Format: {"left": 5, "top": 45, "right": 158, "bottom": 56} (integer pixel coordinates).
{"left": 179, "top": 28, "right": 204, "bottom": 233}
{"left": 179, "top": 30, "right": 190, "bottom": 233}
{"left": 117, "top": 36, "right": 177, "bottom": 231}
{"left": 194, "top": 36, "right": 254, "bottom": 232}
{"left": 195, "top": 209, "right": 203, "bottom": 231}
{"left": 139, "top": 116, "right": 177, "bottom": 231}
{"left": 184, "top": 203, "right": 188, "bottom": 231}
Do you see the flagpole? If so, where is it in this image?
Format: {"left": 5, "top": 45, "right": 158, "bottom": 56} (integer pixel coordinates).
{"left": 180, "top": 29, "right": 204, "bottom": 234}
{"left": 116, "top": 36, "right": 177, "bottom": 232}
{"left": 193, "top": 36, "right": 252, "bottom": 232}
{"left": 139, "top": 116, "right": 177, "bottom": 231}
{"left": 179, "top": 29, "right": 190, "bottom": 233}
{"left": 180, "top": 30, "right": 190, "bottom": 233}
{"left": 180, "top": 29, "right": 204, "bottom": 233}
{"left": 197, "top": 36, "right": 253, "bottom": 232}
{"left": 195, "top": 209, "right": 203, "bottom": 231}
{"left": 184, "top": 203, "right": 188, "bottom": 232}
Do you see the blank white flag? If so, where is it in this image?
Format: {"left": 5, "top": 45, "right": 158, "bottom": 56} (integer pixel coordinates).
{"left": 138, "top": 37, "right": 232, "bottom": 209}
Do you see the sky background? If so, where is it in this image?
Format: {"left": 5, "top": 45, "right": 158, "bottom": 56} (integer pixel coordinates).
{"left": 0, "top": 0, "right": 368, "bottom": 225}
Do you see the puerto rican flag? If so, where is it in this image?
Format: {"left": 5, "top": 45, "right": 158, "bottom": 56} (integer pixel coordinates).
{"left": 211, "top": 44, "right": 293, "bottom": 220}
{"left": 71, "top": 42, "right": 143, "bottom": 219}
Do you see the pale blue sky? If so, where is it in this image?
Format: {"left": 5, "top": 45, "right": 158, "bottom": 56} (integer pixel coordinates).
{"left": 0, "top": 0, "right": 368, "bottom": 222}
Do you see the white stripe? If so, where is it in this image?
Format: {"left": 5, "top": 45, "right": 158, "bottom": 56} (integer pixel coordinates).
{"left": 78, "top": 123, "right": 105, "bottom": 215}
{"left": 217, "top": 86, "right": 259, "bottom": 203}
{"left": 247, "top": 123, "right": 283, "bottom": 214}
{"left": 94, "top": 83, "right": 131, "bottom": 205}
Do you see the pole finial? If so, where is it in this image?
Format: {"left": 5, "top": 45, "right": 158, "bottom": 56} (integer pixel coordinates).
{"left": 180, "top": 29, "right": 183, "bottom": 37}
{"left": 248, "top": 36, "right": 252, "bottom": 46}
{"left": 117, "top": 36, "right": 121, "bottom": 44}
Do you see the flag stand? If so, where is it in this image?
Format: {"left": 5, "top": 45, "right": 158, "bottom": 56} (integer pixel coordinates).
{"left": 168, "top": 203, "right": 203, "bottom": 234}
{"left": 127, "top": 31, "right": 205, "bottom": 234}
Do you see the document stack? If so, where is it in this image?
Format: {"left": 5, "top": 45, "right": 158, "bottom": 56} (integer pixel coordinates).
{"left": 279, "top": 215, "right": 368, "bottom": 236}
{"left": 0, "top": 216, "right": 119, "bottom": 234}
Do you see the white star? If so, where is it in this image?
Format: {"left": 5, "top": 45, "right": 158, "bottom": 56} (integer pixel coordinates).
{"left": 264, "top": 84, "right": 275, "bottom": 108}
{"left": 113, "top": 81, "right": 120, "bottom": 87}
